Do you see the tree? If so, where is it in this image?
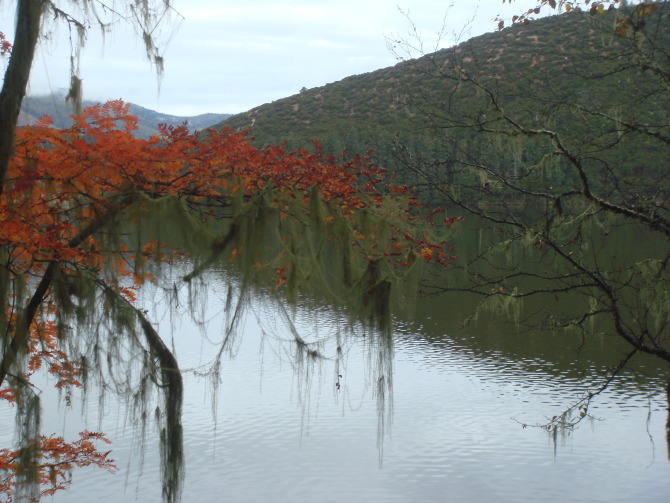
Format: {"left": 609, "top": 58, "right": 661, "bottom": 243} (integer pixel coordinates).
{"left": 498, "top": 0, "right": 631, "bottom": 27}
{"left": 389, "top": 0, "right": 669, "bottom": 437}
{"left": 0, "top": 3, "right": 175, "bottom": 500}
{"left": 0, "top": 0, "right": 177, "bottom": 199}
{"left": 0, "top": 100, "right": 450, "bottom": 500}
{"left": 0, "top": 2, "right": 454, "bottom": 501}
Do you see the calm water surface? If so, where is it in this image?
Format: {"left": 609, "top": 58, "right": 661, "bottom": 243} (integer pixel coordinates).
{"left": 2, "top": 277, "right": 669, "bottom": 503}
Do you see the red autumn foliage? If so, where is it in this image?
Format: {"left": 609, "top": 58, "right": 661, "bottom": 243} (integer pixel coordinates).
{"left": 0, "top": 32, "right": 10, "bottom": 56}
{"left": 0, "top": 100, "right": 454, "bottom": 499}
{"left": 0, "top": 431, "right": 116, "bottom": 503}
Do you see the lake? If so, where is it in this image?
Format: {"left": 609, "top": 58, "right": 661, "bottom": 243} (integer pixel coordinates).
{"left": 2, "top": 266, "right": 668, "bottom": 503}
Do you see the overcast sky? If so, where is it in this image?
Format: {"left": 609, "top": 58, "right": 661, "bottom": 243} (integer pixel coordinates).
{"left": 2, "top": 0, "right": 528, "bottom": 116}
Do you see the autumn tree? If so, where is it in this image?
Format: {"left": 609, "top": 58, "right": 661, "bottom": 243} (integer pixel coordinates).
{"left": 389, "top": 0, "right": 669, "bottom": 434}
{"left": 0, "top": 2, "right": 174, "bottom": 500}
{"left": 0, "top": 2, "right": 455, "bottom": 502}
{"left": 0, "top": 100, "right": 449, "bottom": 501}
{"left": 0, "top": 0, "right": 176, "bottom": 198}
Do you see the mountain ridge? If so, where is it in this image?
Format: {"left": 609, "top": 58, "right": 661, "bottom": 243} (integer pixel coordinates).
{"left": 213, "top": 6, "right": 669, "bottom": 183}
{"left": 19, "top": 94, "right": 231, "bottom": 139}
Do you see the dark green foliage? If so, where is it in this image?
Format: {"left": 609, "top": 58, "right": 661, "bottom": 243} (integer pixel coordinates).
{"left": 394, "top": 2, "right": 670, "bottom": 379}
{"left": 216, "top": 7, "right": 669, "bottom": 202}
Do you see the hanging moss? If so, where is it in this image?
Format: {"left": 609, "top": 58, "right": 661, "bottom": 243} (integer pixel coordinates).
{"left": 13, "top": 386, "right": 41, "bottom": 503}
{"left": 0, "top": 117, "right": 440, "bottom": 502}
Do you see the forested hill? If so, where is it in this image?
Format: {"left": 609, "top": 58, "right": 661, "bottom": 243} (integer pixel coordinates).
{"left": 215, "top": 6, "right": 669, "bottom": 185}
{"left": 19, "top": 95, "right": 231, "bottom": 139}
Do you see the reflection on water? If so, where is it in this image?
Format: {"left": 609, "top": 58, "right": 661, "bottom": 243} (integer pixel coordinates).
{"left": 1, "top": 275, "right": 668, "bottom": 503}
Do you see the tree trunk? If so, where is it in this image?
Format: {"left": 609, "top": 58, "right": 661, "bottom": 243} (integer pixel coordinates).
{"left": 0, "top": 0, "right": 44, "bottom": 195}
{"left": 0, "top": 261, "right": 55, "bottom": 388}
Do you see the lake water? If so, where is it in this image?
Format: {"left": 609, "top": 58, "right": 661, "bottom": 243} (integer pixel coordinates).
{"left": 3, "top": 271, "right": 668, "bottom": 503}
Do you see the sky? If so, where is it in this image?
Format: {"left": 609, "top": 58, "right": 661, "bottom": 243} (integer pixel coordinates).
{"left": 2, "top": 0, "right": 528, "bottom": 117}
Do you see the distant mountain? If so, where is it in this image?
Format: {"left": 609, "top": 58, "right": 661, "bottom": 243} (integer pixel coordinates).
{"left": 19, "top": 95, "right": 231, "bottom": 139}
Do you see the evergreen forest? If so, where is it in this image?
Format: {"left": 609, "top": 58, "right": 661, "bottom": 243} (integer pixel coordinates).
{"left": 217, "top": 6, "right": 669, "bottom": 204}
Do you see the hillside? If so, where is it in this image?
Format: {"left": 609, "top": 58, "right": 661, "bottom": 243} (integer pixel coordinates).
{"left": 19, "top": 95, "right": 231, "bottom": 139}
{"left": 216, "top": 6, "right": 670, "bottom": 194}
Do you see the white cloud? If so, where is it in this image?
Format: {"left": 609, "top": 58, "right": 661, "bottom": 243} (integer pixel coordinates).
{"left": 2, "top": 0, "right": 528, "bottom": 116}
